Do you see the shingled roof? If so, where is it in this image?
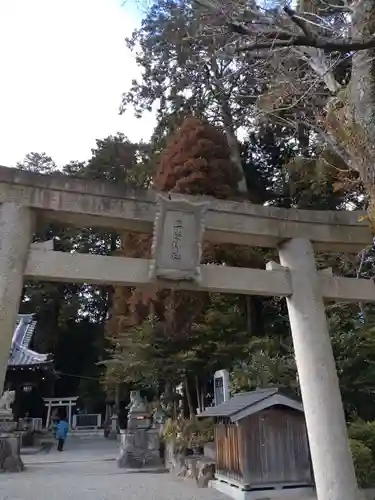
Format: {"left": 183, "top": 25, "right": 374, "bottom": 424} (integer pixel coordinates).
{"left": 198, "top": 387, "right": 303, "bottom": 422}
{"left": 8, "top": 314, "right": 53, "bottom": 368}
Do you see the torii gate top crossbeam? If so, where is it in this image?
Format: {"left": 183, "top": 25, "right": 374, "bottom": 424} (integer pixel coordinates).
{"left": 0, "top": 166, "right": 370, "bottom": 253}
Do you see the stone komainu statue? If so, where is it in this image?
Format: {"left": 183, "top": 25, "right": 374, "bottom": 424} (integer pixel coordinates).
{"left": 127, "top": 390, "right": 146, "bottom": 413}
{"left": 0, "top": 390, "right": 15, "bottom": 411}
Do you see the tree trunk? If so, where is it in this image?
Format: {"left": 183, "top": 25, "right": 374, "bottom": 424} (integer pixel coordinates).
{"left": 350, "top": 0, "right": 375, "bottom": 227}
{"left": 163, "top": 381, "right": 175, "bottom": 419}
{"left": 115, "top": 383, "right": 120, "bottom": 411}
{"left": 184, "top": 374, "right": 195, "bottom": 418}
{"left": 200, "top": 381, "right": 205, "bottom": 412}
{"left": 103, "top": 232, "right": 118, "bottom": 322}
{"left": 245, "top": 296, "right": 252, "bottom": 335}
{"left": 220, "top": 98, "right": 248, "bottom": 194}
{"left": 195, "top": 375, "right": 201, "bottom": 413}
{"left": 351, "top": 1, "right": 375, "bottom": 154}
{"left": 244, "top": 296, "right": 264, "bottom": 336}
{"left": 210, "top": 57, "right": 247, "bottom": 194}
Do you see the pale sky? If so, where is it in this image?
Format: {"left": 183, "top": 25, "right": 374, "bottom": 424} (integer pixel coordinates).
{"left": 0, "top": 0, "right": 156, "bottom": 168}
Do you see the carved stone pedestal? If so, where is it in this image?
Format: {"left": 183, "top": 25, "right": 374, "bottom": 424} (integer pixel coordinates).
{"left": 0, "top": 434, "right": 24, "bottom": 472}
{"left": 0, "top": 413, "right": 17, "bottom": 434}
{"left": 128, "top": 412, "right": 151, "bottom": 430}
{"left": 117, "top": 429, "right": 163, "bottom": 469}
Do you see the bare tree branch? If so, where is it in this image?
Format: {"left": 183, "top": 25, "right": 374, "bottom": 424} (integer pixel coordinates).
{"left": 228, "top": 3, "right": 375, "bottom": 53}
{"left": 235, "top": 32, "right": 375, "bottom": 52}
{"left": 283, "top": 6, "right": 313, "bottom": 38}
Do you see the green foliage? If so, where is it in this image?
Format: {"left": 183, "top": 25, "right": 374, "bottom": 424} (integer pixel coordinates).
{"left": 189, "top": 294, "right": 250, "bottom": 374}
{"left": 230, "top": 336, "right": 297, "bottom": 394}
{"left": 241, "top": 126, "right": 298, "bottom": 205}
{"left": 122, "top": 0, "right": 252, "bottom": 130}
{"left": 162, "top": 418, "right": 180, "bottom": 441}
{"left": 64, "top": 133, "right": 152, "bottom": 188}
{"left": 162, "top": 417, "right": 214, "bottom": 448}
{"left": 16, "top": 152, "right": 57, "bottom": 175}
{"left": 104, "top": 290, "right": 260, "bottom": 400}
{"left": 329, "top": 307, "right": 375, "bottom": 421}
{"left": 349, "top": 439, "right": 375, "bottom": 487}
{"left": 348, "top": 420, "right": 375, "bottom": 457}
{"left": 104, "top": 315, "right": 171, "bottom": 389}
{"left": 121, "top": 0, "right": 273, "bottom": 194}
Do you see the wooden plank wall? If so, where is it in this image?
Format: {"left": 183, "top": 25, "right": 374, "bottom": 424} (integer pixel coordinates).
{"left": 215, "top": 419, "right": 243, "bottom": 482}
{"left": 240, "top": 407, "right": 313, "bottom": 487}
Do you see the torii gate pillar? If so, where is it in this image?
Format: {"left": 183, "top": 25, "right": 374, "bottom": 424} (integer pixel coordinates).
{"left": 279, "top": 238, "right": 359, "bottom": 500}
{"left": 0, "top": 203, "right": 34, "bottom": 393}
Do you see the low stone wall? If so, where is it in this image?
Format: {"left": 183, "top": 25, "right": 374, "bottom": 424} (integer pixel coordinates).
{"left": 164, "top": 440, "right": 215, "bottom": 488}
{"left": 0, "top": 434, "right": 24, "bottom": 472}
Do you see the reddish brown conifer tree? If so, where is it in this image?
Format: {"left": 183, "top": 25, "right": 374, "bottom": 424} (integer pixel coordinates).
{"left": 155, "top": 116, "right": 241, "bottom": 198}
{"left": 105, "top": 117, "right": 258, "bottom": 413}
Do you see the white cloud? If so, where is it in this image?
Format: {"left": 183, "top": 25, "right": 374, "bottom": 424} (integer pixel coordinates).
{"left": 0, "top": 0, "right": 155, "bottom": 167}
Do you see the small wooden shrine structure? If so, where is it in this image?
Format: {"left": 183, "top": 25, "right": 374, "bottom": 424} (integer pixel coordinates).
{"left": 199, "top": 388, "right": 313, "bottom": 492}
{"left": 6, "top": 314, "right": 56, "bottom": 419}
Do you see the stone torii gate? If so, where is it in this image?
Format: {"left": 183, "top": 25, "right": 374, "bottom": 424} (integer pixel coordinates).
{"left": 0, "top": 165, "right": 373, "bottom": 500}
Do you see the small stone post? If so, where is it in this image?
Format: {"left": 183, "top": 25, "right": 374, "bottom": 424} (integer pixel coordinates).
{"left": 0, "top": 203, "right": 34, "bottom": 393}
{"left": 279, "top": 238, "right": 359, "bottom": 500}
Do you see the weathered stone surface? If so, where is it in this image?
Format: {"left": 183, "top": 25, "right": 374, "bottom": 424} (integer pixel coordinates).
{"left": 280, "top": 238, "right": 359, "bottom": 500}
{"left": 149, "top": 195, "right": 209, "bottom": 282}
{"left": 126, "top": 391, "right": 151, "bottom": 430}
{"left": 0, "top": 434, "right": 24, "bottom": 472}
{"left": 0, "top": 421, "right": 17, "bottom": 433}
{"left": 127, "top": 391, "right": 147, "bottom": 414}
{"left": 164, "top": 440, "right": 215, "bottom": 488}
{"left": 197, "top": 462, "right": 215, "bottom": 488}
{"left": 0, "top": 203, "right": 35, "bottom": 392}
{"left": 2, "top": 453, "right": 24, "bottom": 472}
{"left": 117, "top": 429, "right": 162, "bottom": 469}
{"left": 0, "top": 165, "right": 370, "bottom": 252}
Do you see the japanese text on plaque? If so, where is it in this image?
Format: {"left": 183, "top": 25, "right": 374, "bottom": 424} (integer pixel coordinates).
{"left": 171, "top": 219, "right": 183, "bottom": 260}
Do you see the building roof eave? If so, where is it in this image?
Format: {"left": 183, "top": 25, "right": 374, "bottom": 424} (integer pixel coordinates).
{"left": 7, "top": 314, "right": 54, "bottom": 369}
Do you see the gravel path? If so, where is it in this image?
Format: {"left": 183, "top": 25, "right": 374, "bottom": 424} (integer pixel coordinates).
{"left": 0, "top": 439, "right": 228, "bottom": 500}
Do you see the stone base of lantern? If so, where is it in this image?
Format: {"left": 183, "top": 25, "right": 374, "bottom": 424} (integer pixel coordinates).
{"left": 0, "top": 433, "right": 24, "bottom": 472}
{"left": 117, "top": 428, "right": 163, "bottom": 469}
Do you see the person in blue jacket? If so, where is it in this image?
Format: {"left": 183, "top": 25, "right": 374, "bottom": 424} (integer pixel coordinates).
{"left": 55, "top": 416, "right": 69, "bottom": 451}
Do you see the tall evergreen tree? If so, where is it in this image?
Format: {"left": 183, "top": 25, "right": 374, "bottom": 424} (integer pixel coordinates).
{"left": 105, "top": 116, "right": 265, "bottom": 414}
{"left": 156, "top": 115, "right": 241, "bottom": 197}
